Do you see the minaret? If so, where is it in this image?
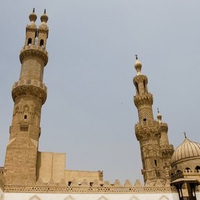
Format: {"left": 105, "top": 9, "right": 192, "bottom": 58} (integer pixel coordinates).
{"left": 133, "top": 56, "right": 167, "bottom": 185}
{"left": 157, "top": 110, "right": 174, "bottom": 181}
{"left": 4, "top": 10, "right": 49, "bottom": 185}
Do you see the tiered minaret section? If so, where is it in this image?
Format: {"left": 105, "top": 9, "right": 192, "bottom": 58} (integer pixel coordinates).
{"left": 133, "top": 57, "right": 173, "bottom": 185}
{"left": 4, "top": 10, "right": 49, "bottom": 185}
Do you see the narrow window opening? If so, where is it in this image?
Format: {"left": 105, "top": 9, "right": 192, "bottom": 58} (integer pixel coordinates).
{"left": 24, "top": 115, "right": 27, "bottom": 120}
{"left": 143, "top": 80, "right": 146, "bottom": 92}
{"left": 27, "top": 38, "right": 32, "bottom": 45}
{"left": 154, "top": 159, "right": 157, "bottom": 166}
{"left": 143, "top": 118, "right": 147, "bottom": 122}
{"left": 135, "top": 82, "right": 139, "bottom": 94}
{"left": 68, "top": 181, "right": 72, "bottom": 186}
{"left": 40, "top": 39, "right": 44, "bottom": 46}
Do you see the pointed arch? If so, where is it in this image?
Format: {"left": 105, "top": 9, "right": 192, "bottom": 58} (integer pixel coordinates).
{"left": 27, "top": 38, "right": 32, "bottom": 45}
{"left": 29, "top": 195, "right": 41, "bottom": 200}
{"left": 64, "top": 195, "right": 75, "bottom": 200}
{"left": 98, "top": 196, "right": 108, "bottom": 200}
{"left": 129, "top": 196, "right": 139, "bottom": 200}
{"left": 159, "top": 195, "right": 169, "bottom": 200}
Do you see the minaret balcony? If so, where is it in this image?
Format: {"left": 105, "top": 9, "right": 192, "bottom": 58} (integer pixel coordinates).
{"left": 12, "top": 79, "right": 47, "bottom": 104}
{"left": 134, "top": 93, "right": 153, "bottom": 107}
{"left": 12, "top": 79, "right": 47, "bottom": 92}
{"left": 20, "top": 45, "right": 48, "bottom": 66}
{"left": 135, "top": 122, "right": 161, "bottom": 140}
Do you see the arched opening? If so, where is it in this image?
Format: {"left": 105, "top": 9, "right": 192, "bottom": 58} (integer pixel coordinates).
{"left": 143, "top": 80, "right": 146, "bottom": 92}
{"left": 27, "top": 38, "right": 32, "bottom": 45}
{"left": 185, "top": 167, "right": 191, "bottom": 172}
{"left": 154, "top": 159, "right": 157, "bottom": 166}
{"left": 195, "top": 166, "right": 200, "bottom": 172}
{"left": 135, "top": 82, "right": 139, "bottom": 94}
{"left": 40, "top": 39, "right": 44, "bottom": 46}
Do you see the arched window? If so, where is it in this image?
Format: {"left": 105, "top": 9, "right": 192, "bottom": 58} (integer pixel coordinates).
{"left": 27, "top": 38, "right": 32, "bottom": 45}
{"left": 143, "top": 80, "right": 146, "bottom": 92}
{"left": 40, "top": 39, "right": 44, "bottom": 46}
{"left": 135, "top": 82, "right": 139, "bottom": 94}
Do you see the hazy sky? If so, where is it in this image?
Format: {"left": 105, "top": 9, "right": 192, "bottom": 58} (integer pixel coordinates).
{"left": 0, "top": 0, "right": 200, "bottom": 184}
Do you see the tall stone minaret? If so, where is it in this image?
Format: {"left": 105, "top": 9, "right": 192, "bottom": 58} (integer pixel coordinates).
{"left": 133, "top": 57, "right": 173, "bottom": 185}
{"left": 4, "top": 9, "right": 49, "bottom": 185}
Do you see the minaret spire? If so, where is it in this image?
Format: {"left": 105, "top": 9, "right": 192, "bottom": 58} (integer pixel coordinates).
{"left": 4, "top": 10, "right": 49, "bottom": 185}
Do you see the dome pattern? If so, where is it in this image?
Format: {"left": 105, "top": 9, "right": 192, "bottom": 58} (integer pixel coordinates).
{"left": 171, "top": 138, "right": 200, "bottom": 164}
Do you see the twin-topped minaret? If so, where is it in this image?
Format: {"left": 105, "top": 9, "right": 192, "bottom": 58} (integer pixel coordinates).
{"left": 133, "top": 57, "right": 174, "bottom": 185}
{"left": 4, "top": 9, "right": 49, "bottom": 185}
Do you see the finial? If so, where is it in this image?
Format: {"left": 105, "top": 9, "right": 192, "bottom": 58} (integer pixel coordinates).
{"left": 29, "top": 8, "right": 37, "bottom": 23}
{"left": 40, "top": 9, "right": 48, "bottom": 24}
{"left": 134, "top": 55, "right": 142, "bottom": 75}
{"left": 157, "top": 108, "right": 162, "bottom": 123}
{"left": 184, "top": 132, "right": 187, "bottom": 138}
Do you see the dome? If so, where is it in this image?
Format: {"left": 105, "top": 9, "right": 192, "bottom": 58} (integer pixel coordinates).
{"left": 171, "top": 137, "right": 200, "bottom": 165}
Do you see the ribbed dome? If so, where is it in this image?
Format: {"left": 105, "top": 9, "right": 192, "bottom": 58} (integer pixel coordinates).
{"left": 171, "top": 138, "right": 200, "bottom": 164}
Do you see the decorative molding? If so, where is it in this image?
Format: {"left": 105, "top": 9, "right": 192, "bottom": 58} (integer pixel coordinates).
{"left": 12, "top": 84, "right": 47, "bottom": 104}
{"left": 3, "top": 185, "right": 176, "bottom": 194}
{"left": 134, "top": 93, "right": 153, "bottom": 107}
{"left": 20, "top": 45, "right": 48, "bottom": 66}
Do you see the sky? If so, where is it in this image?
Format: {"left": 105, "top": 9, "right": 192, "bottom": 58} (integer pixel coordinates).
{"left": 0, "top": 0, "right": 200, "bottom": 184}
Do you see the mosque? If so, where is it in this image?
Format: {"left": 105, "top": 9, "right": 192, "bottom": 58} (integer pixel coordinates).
{"left": 0, "top": 10, "right": 200, "bottom": 200}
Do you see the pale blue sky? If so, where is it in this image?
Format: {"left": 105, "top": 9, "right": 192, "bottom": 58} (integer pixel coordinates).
{"left": 0, "top": 0, "right": 200, "bottom": 184}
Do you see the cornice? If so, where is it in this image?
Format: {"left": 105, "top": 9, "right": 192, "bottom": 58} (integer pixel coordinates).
{"left": 20, "top": 45, "right": 48, "bottom": 66}
{"left": 134, "top": 94, "right": 153, "bottom": 107}
{"left": 12, "top": 84, "right": 47, "bottom": 104}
